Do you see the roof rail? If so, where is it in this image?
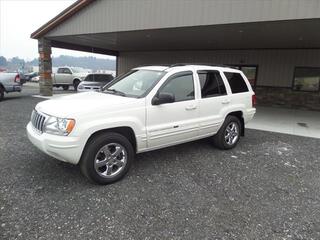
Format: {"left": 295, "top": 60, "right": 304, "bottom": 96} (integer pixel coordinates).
{"left": 165, "top": 63, "right": 238, "bottom": 70}
{"left": 136, "top": 63, "right": 238, "bottom": 70}
{"left": 168, "top": 63, "right": 236, "bottom": 68}
{"left": 136, "top": 64, "right": 170, "bottom": 68}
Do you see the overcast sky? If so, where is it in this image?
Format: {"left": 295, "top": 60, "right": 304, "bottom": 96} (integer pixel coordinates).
{"left": 0, "top": 0, "right": 114, "bottom": 60}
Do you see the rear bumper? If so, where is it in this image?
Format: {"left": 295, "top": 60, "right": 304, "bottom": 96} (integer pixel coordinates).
{"left": 13, "top": 85, "right": 22, "bottom": 92}
{"left": 6, "top": 84, "right": 21, "bottom": 93}
{"left": 26, "top": 122, "right": 83, "bottom": 165}
{"left": 244, "top": 108, "right": 256, "bottom": 124}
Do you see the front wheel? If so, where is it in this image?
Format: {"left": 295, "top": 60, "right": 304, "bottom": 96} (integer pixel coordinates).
{"left": 80, "top": 132, "right": 134, "bottom": 184}
{"left": 213, "top": 115, "right": 241, "bottom": 150}
{"left": 62, "top": 85, "right": 69, "bottom": 91}
{"left": 73, "top": 79, "right": 80, "bottom": 91}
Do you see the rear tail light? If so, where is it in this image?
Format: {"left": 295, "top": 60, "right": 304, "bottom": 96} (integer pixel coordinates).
{"left": 14, "top": 74, "right": 20, "bottom": 83}
{"left": 252, "top": 94, "right": 257, "bottom": 107}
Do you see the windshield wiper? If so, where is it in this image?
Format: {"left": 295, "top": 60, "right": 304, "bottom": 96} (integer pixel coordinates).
{"left": 105, "top": 88, "right": 126, "bottom": 96}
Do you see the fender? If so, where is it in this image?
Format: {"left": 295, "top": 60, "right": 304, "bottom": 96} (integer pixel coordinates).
{"left": 72, "top": 115, "right": 147, "bottom": 155}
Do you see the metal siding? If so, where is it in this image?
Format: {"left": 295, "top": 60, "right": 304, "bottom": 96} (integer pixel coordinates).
{"left": 47, "top": 0, "right": 320, "bottom": 37}
{"left": 117, "top": 49, "right": 320, "bottom": 88}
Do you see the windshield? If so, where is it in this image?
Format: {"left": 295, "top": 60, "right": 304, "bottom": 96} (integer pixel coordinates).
{"left": 84, "top": 74, "right": 113, "bottom": 82}
{"left": 104, "top": 70, "right": 165, "bottom": 97}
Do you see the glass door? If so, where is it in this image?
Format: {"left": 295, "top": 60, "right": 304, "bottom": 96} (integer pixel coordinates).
{"left": 240, "top": 66, "right": 258, "bottom": 88}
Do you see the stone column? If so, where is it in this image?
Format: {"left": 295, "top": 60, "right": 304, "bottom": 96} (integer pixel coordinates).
{"left": 38, "top": 38, "right": 52, "bottom": 96}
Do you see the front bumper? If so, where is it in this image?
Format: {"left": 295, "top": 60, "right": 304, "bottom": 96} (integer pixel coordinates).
{"left": 77, "top": 85, "right": 101, "bottom": 92}
{"left": 26, "top": 122, "right": 83, "bottom": 164}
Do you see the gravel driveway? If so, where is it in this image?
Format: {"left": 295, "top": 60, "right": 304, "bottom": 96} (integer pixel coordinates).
{"left": 1, "top": 91, "right": 320, "bottom": 239}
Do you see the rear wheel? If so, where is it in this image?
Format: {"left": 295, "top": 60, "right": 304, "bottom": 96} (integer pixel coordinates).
{"left": 62, "top": 85, "right": 69, "bottom": 91}
{"left": 0, "top": 87, "right": 4, "bottom": 101}
{"left": 73, "top": 79, "right": 80, "bottom": 91}
{"left": 213, "top": 115, "right": 241, "bottom": 150}
{"left": 80, "top": 132, "right": 134, "bottom": 184}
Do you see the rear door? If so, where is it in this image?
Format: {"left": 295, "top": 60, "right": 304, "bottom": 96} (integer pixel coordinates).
{"left": 197, "top": 70, "right": 230, "bottom": 137}
{"left": 146, "top": 71, "right": 200, "bottom": 149}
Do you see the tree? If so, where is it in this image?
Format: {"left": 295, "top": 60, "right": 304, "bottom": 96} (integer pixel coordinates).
{"left": 0, "top": 56, "right": 7, "bottom": 66}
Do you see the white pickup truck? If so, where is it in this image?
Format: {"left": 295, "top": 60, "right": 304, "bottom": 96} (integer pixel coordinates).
{"left": 52, "top": 67, "right": 89, "bottom": 91}
{"left": 0, "top": 72, "right": 22, "bottom": 101}
{"left": 27, "top": 64, "right": 256, "bottom": 184}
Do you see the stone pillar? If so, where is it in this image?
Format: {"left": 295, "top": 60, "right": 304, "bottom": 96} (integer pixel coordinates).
{"left": 38, "top": 38, "right": 52, "bottom": 96}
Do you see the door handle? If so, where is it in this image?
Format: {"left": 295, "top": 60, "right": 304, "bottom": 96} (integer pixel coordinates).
{"left": 222, "top": 99, "right": 230, "bottom": 104}
{"left": 185, "top": 105, "right": 197, "bottom": 110}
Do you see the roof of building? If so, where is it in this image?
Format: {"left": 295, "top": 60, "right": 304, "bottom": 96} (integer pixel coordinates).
{"left": 31, "top": 0, "right": 95, "bottom": 39}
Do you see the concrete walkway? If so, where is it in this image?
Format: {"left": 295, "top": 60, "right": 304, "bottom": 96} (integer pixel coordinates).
{"left": 247, "top": 106, "right": 320, "bottom": 139}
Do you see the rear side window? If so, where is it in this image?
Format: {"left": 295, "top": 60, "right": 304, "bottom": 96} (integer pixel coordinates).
{"left": 224, "top": 72, "right": 249, "bottom": 93}
{"left": 198, "top": 70, "right": 227, "bottom": 98}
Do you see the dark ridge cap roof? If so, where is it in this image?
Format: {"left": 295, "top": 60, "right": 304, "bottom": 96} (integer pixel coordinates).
{"left": 31, "top": 0, "right": 95, "bottom": 39}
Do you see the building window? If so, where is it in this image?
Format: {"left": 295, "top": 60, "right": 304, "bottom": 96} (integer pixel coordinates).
{"left": 293, "top": 67, "right": 320, "bottom": 92}
{"left": 224, "top": 72, "right": 249, "bottom": 93}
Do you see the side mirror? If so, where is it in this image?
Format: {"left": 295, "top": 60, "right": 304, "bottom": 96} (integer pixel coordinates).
{"left": 152, "top": 92, "right": 175, "bottom": 105}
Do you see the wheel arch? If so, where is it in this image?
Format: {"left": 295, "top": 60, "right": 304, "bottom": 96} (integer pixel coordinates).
{"left": 83, "top": 126, "right": 137, "bottom": 156}
{"left": 0, "top": 83, "right": 6, "bottom": 93}
{"left": 226, "top": 111, "right": 245, "bottom": 136}
{"left": 73, "top": 78, "right": 81, "bottom": 84}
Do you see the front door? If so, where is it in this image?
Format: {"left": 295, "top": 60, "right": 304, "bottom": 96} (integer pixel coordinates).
{"left": 146, "top": 71, "right": 199, "bottom": 149}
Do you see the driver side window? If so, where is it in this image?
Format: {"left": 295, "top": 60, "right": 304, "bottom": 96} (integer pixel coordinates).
{"left": 160, "top": 72, "right": 194, "bottom": 102}
{"left": 64, "top": 68, "right": 72, "bottom": 74}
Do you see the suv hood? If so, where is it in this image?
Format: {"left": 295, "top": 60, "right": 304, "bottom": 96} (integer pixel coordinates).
{"left": 36, "top": 92, "right": 142, "bottom": 118}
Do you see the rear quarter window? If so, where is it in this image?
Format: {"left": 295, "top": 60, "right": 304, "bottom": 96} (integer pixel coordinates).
{"left": 224, "top": 72, "right": 249, "bottom": 93}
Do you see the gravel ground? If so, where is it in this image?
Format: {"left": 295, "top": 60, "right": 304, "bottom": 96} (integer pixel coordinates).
{"left": 0, "top": 89, "right": 320, "bottom": 239}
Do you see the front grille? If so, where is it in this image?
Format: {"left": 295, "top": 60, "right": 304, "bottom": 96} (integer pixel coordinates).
{"left": 31, "top": 110, "right": 46, "bottom": 132}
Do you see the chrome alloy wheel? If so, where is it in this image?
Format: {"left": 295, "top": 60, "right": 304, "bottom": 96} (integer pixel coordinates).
{"left": 94, "top": 143, "right": 127, "bottom": 178}
{"left": 224, "top": 122, "right": 239, "bottom": 145}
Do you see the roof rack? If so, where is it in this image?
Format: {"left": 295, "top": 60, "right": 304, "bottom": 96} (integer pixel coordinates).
{"left": 164, "top": 63, "right": 238, "bottom": 70}
{"left": 136, "top": 63, "right": 238, "bottom": 70}
{"left": 136, "top": 64, "right": 170, "bottom": 68}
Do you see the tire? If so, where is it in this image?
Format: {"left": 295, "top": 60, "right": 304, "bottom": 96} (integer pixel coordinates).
{"left": 0, "top": 87, "right": 4, "bottom": 102}
{"left": 73, "top": 79, "right": 80, "bottom": 91}
{"left": 62, "top": 85, "right": 69, "bottom": 91}
{"left": 213, "top": 115, "right": 241, "bottom": 150}
{"left": 80, "top": 132, "right": 134, "bottom": 184}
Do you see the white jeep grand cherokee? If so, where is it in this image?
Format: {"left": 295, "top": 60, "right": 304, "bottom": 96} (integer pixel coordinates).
{"left": 27, "top": 64, "right": 256, "bottom": 184}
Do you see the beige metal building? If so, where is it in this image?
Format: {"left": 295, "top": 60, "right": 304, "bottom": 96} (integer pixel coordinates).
{"left": 32, "top": 0, "right": 320, "bottom": 110}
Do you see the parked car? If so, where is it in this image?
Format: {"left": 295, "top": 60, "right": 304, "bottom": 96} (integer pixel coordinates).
{"left": 27, "top": 64, "right": 256, "bottom": 184}
{"left": 0, "top": 72, "right": 22, "bottom": 101}
{"left": 24, "top": 72, "right": 39, "bottom": 81}
{"left": 52, "top": 67, "right": 89, "bottom": 91}
{"left": 77, "top": 73, "right": 114, "bottom": 92}
{"left": 31, "top": 75, "right": 40, "bottom": 82}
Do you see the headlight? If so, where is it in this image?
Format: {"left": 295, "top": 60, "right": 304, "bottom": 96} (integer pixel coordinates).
{"left": 44, "top": 116, "right": 75, "bottom": 136}
{"left": 78, "top": 85, "right": 84, "bottom": 89}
